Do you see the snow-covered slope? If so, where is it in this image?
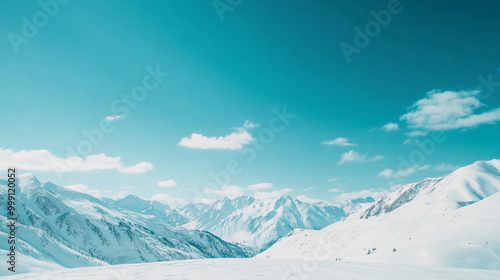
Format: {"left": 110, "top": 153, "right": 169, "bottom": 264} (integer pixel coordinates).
{"left": 257, "top": 160, "right": 500, "bottom": 269}
{"left": 3, "top": 258, "right": 500, "bottom": 280}
{"left": 182, "top": 195, "right": 347, "bottom": 252}
{"left": 0, "top": 174, "right": 247, "bottom": 275}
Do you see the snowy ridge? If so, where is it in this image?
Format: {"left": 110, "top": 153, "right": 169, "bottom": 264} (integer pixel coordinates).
{"left": 257, "top": 160, "right": 500, "bottom": 269}
{"left": 0, "top": 174, "right": 246, "bottom": 275}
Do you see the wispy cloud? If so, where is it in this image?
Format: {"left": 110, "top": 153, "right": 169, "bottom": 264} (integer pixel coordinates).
{"left": 327, "top": 177, "right": 339, "bottom": 182}
{"left": 118, "top": 162, "right": 154, "bottom": 173}
{"left": 151, "top": 193, "right": 188, "bottom": 208}
{"left": 204, "top": 185, "right": 244, "bottom": 199}
{"left": 377, "top": 164, "right": 430, "bottom": 178}
{"left": 253, "top": 188, "right": 293, "bottom": 200}
{"left": 401, "top": 89, "right": 500, "bottom": 132}
{"left": 64, "top": 184, "right": 104, "bottom": 198}
{"left": 63, "top": 184, "right": 133, "bottom": 200}
{"left": 322, "top": 137, "right": 357, "bottom": 146}
{"left": 333, "top": 188, "right": 389, "bottom": 203}
{"left": 296, "top": 195, "right": 328, "bottom": 204}
{"left": 382, "top": 122, "right": 399, "bottom": 131}
{"left": 105, "top": 115, "right": 121, "bottom": 121}
{"left": 0, "top": 148, "right": 153, "bottom": 173}
{"left": 158, "top": 180, "right": 176, "bottom": 188}
{"left": 328, "top": 188, "right": 343, "bottom": 193}
{"left": 338, "top": 150, "right": 384, "bottom": 165}
{"left": 434, "top": 163, "right": 460, "bottom": 171}
{"left": 247, "top": 183, "right": 273, "bottom": 190}
{"left": 178, "top": 121, "right": 258, "bottom": 150}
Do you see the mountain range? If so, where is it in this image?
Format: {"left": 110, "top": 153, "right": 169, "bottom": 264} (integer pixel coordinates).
{"left": 113, "top": 193, "right": 367, "bottom": 252}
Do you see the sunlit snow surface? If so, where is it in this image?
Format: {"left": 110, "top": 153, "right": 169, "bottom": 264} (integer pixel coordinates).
{"left": 2, "top": 259, "right": 500, "bottom": 280}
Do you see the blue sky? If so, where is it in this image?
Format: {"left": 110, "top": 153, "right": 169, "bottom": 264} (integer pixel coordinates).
{"left": 1, "top": 0, "right": 500, "bottom": 206}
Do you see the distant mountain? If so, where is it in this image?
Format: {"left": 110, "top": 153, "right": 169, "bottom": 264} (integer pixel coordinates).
{"left": 181, "top": 195, "right": 348, "bottom": 252}
{"left": 0, "top": 174, "right": 247, "bottom": 274}
{"left": 339, "top": 197, "right": 375, "bottom": 214}
{"left": 115, "top": 194, "right": 368, "bottom": 253}
{"left": 257, "top": 160, "right": 500, "bottom": 270}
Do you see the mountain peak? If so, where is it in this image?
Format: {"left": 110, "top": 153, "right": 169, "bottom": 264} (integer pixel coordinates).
{"left": 115, "top": 194, "right": 152, "bottom": 212}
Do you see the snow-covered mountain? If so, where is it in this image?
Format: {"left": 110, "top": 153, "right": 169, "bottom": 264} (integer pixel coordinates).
{"left": 0, "top": 174, "right": 247, "bottom": 274}
{"left": 182, "top": 195, "right": 348, "bottom": 252}
{"left": 114, "top": 194, "right": 351, "bottom": 253}
{"left": 257, "top": 159, "right": 500, "bottom": 269}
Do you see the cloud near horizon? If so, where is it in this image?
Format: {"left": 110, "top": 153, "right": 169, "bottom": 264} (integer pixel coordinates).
{"left": 247, "top": 183, "right": 273, "bottom": 190}
{"left": 151, "top": 193, "right": 188, "bottom": 208}
{"left": 434, "top": 163, "right": 460, "bottom": 171}
{"left": 63, "top": 184, "right": 134, "bottom": 200}
{"left": 378, "top": 164, "right": 430, "bottom": 178}
{"left": 333, "top": 188, "right": 389, "bottom": 203}
{"left": 253, "top": 188, "right": 293, "bottom": 200}
{"left": 178, "top": 121, "right": 258, "bottom": 150}
{"left": 0, "top": 148, "right": 153, "bottom": 173}
{"left": 158, "top": 180, "right": 177, "bottom": 188}
{"left": 105, "top": 115, "right": 121, "bottom": 121}
{"left": 204, "top": 185, "right": 244, "bottom": 199}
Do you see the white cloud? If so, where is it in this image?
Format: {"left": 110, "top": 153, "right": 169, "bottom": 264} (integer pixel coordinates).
{"left": 400, "top": 89, "right": 500, "bottom": 131}
{"left": 333, "top": 189, "right": 389, "bottom": 203}
{"left": 178, "top": 121, "right": 258, "bottom": 150}
{"left": 405, "top": 131, "right": 428, "bottom": 138}
{"left": 390, "top": 184, "right": 405, "bottom": 191}
{"left": 194, "top": 197, "right": 217, "bottom": 205}
{"left": 247, "top": 183, "right": 273, "bottom": 190}
{"left": 109, "top": 190, "right": 134, "bottom": 200}
{"left": 403, "top": 139, "right": 411, "bottom": 145}
{"left": 158, "top": 180, "right": 176, "bottom": 188}
{"left": 204, "top": 185, "right": 244, "bottom": 199}
{"left": 63, "top": 184, "right": 104, "bottom": 198}
{"left": 371, "top": 155, "right": 385, "bottom": 162}
{"left": 434, "top": 163, "right": 460, "bottom": 171}
{"left": 322, "top": 137, "right": 357, "bottom": 146}
{"left": 151, "top": 193, "right": 188, "bottom": 208}
{"left": 382, "top": 122, "right": 399, "bottom": 131}
{"left": 327, "top": 178, "right": 339, "bottom": 182}
{"left": 118, "top": 162, "right": 154, "bottom": 174}
{"left": 0, "top": 148, "right": 153, "bottom": 173}
{"left": 303, "top": 186, "right": 314, "bottom": 191}
{"left": 377, "top": 164, "right": 430, "bottom": 178}
{"left": 253, "top": 188, "right": 293, "bottom": 200}
{"left": 328, "top": 188, "right": 343, "bottom": 193}
{"left": 339, "top": 150, "right": 365, "bottom": 164}
{"left": 63, "top": 184, "right": 136, "bottom": 200}
{"left": 243, "top": 120, "right": 260, "bottom": 129}
{"left": 63, "top": 183, "right": 140, "bottom": 201}
{"left": 105, "top": 115, "right": 121, "bottom": 121}
{"left": 296, "top": 195, "right": 328, "bottom": 204}
{"left": 338, "top": 150, "right": 384, "bottom": 165}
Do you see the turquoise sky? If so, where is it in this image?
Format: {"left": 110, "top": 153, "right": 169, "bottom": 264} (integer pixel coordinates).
{"left": 1, "top": 0, "right": 500, "bottom": 205}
